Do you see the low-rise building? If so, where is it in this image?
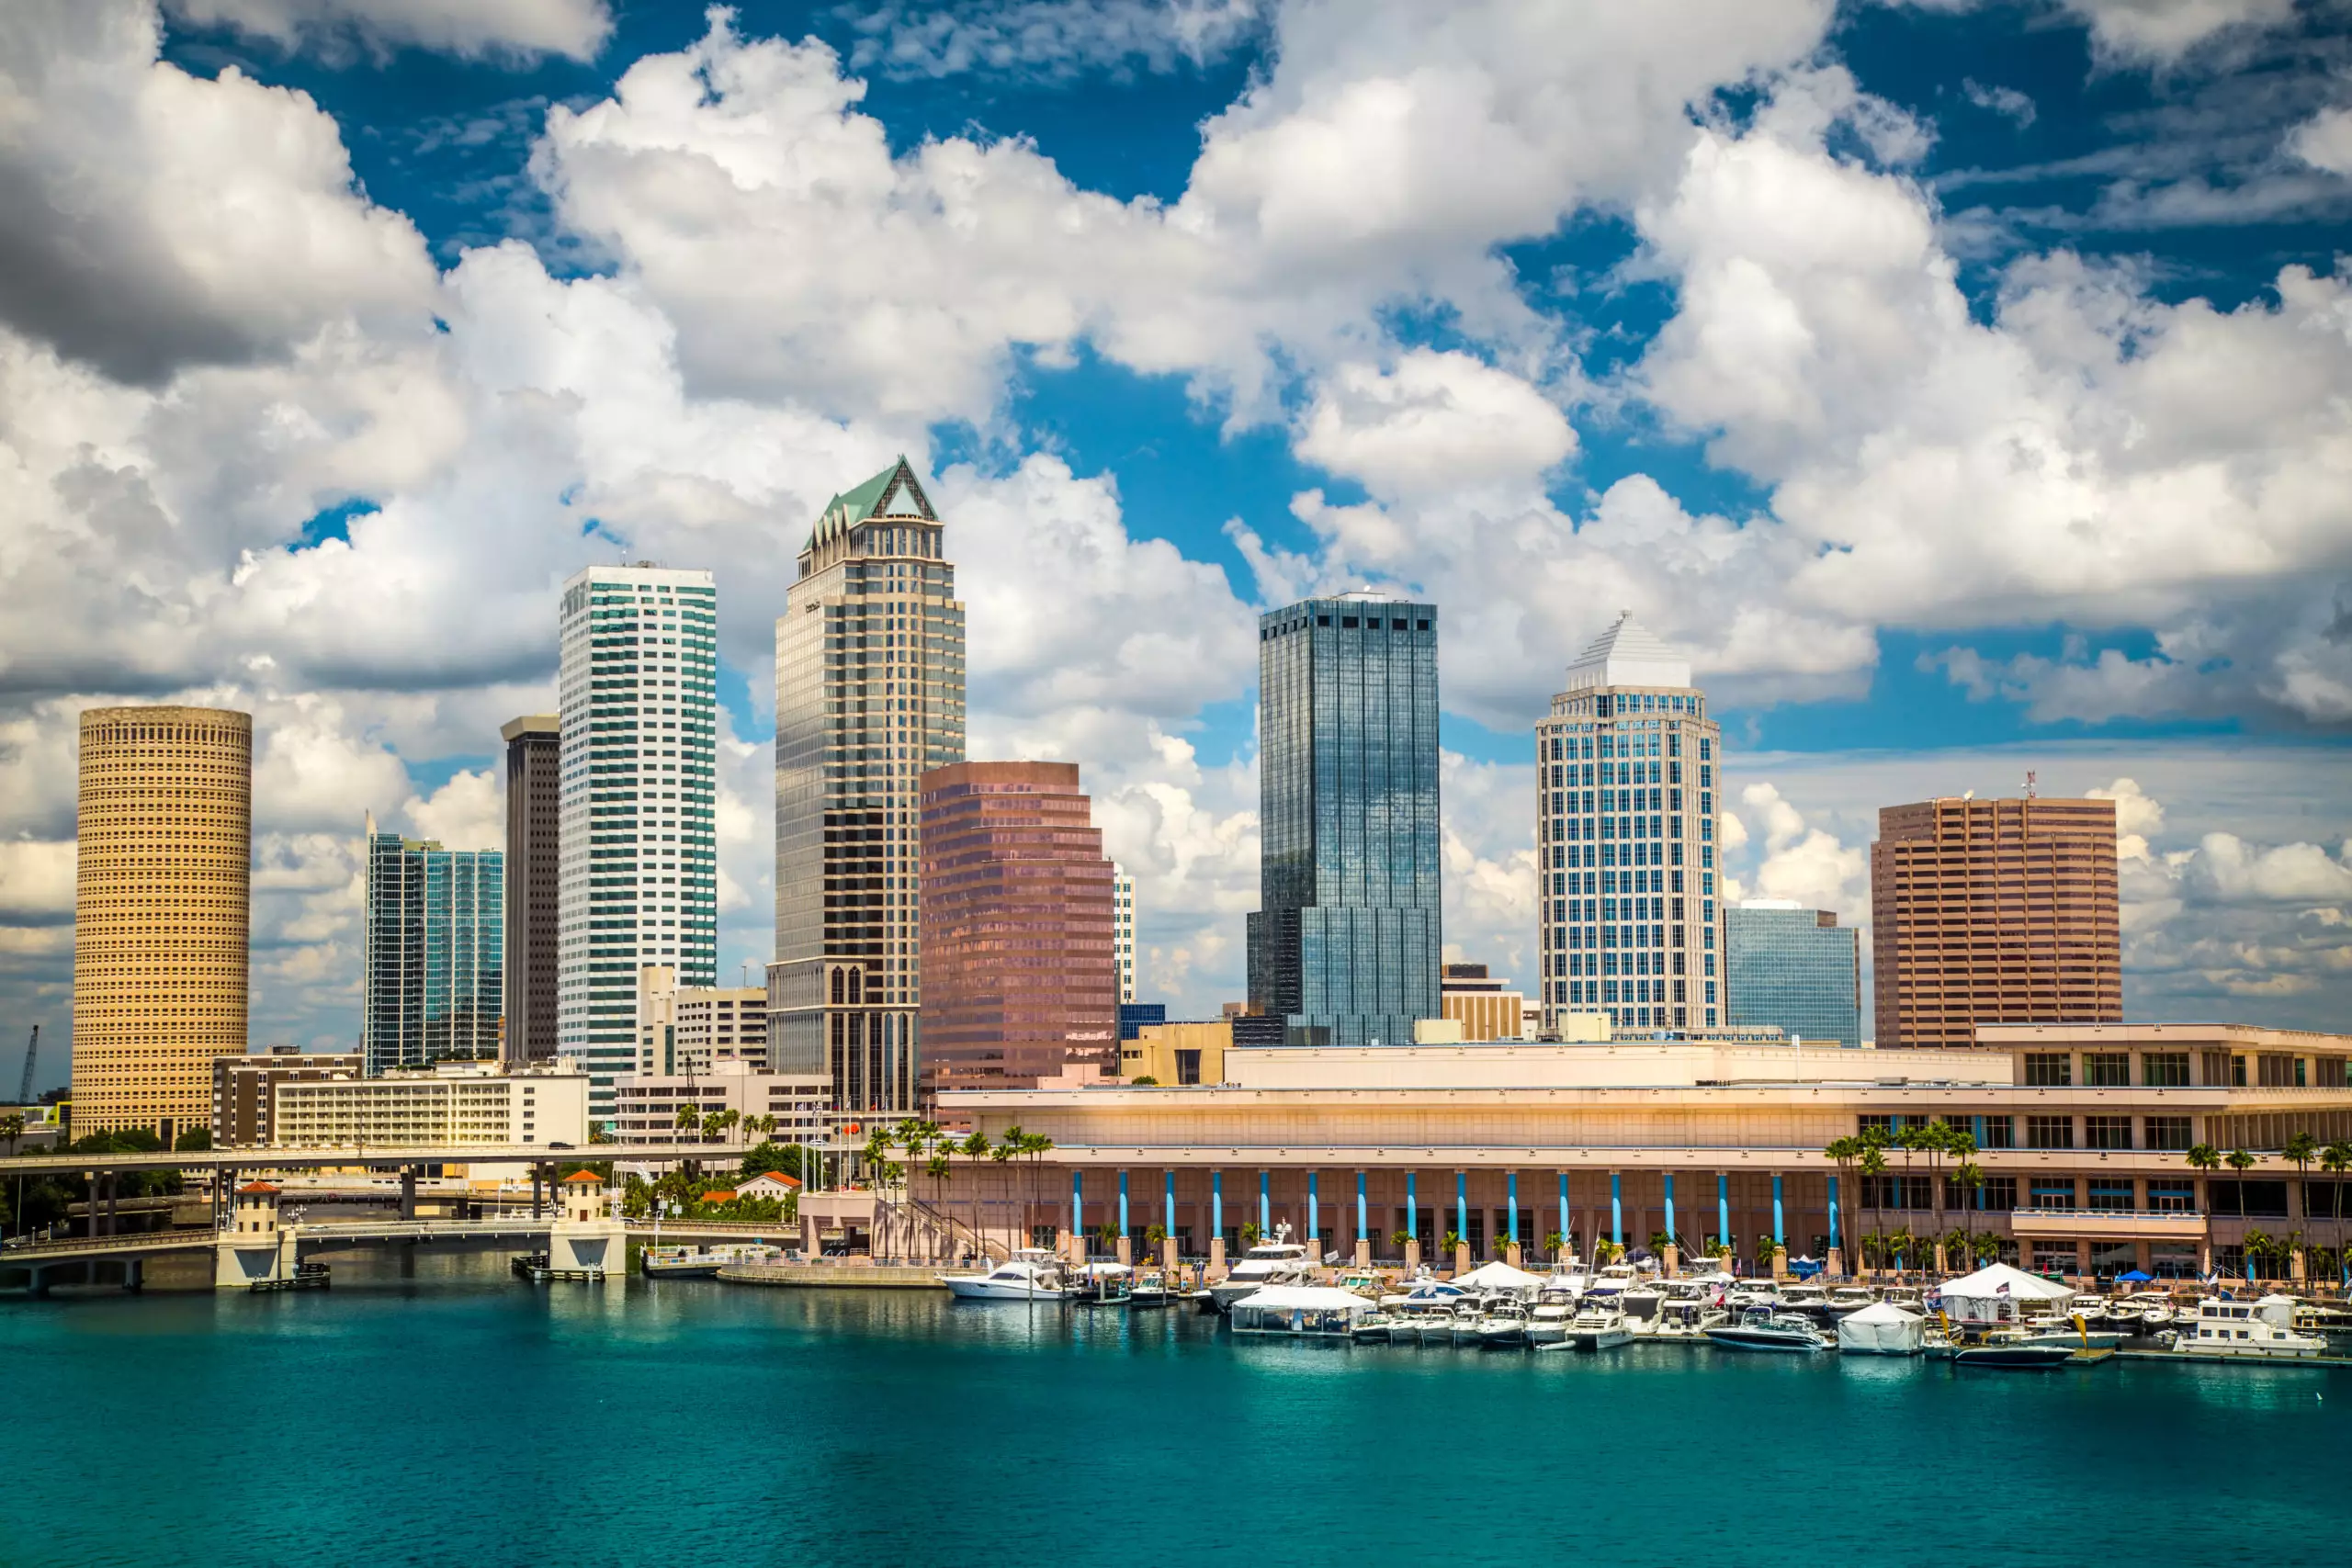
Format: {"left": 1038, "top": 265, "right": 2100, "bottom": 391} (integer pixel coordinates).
{"left": 936, "top": 1020, "right": 2352, "bottom": 1282}
{"left": 1117, "top": 1020, "right": 1233, "bottom": 1087}
{"left": 609, "top": 1060, "right": 831, "bottom": 1147}
{"left": 268, "top": 1058, "right": 590, "bottom": 1148}
{"left": 738, "top": 1172, "right": 802, "bottom": 1201}
{"left": 636, "top": 966, "right": 768, "bottom": 1077}
{"left": 1441, "top": 964, "right": 1525, "bottom": 1041}
{"left": 212, "top": 1048, "right": 363, "bottom": 1147}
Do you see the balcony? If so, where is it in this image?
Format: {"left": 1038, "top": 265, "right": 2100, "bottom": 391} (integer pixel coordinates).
{"left": 2009, "top": 1207, "right": 2207, "bottom": 1240}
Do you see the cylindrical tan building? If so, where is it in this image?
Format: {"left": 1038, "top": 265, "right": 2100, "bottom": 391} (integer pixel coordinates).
{"left": 74, "top": 705, "right": 253, "bottom": 1142}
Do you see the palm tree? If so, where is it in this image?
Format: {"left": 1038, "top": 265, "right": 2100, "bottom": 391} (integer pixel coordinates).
{"left": 1, "top": 1113, "right": 23, "bottom": 1156}
{"left": 1951, "top": 1159, "right": 1985, "bottom": 1240}
{"left": 925, "top": 1150, "right": 954, "bottom": 1259}
{"left": 990, "top": 1130, "right": 1020, "bottom": 1252}
{"left": 1019, "top": 1132, "right": 1055, "bottom": 1248}
{"left": 2323, "top": 1141, "right": 2352, "bottom": 1288}
{"left": 960, "top": 1131, "right": 991, "bottom": 1256}
{"left": 1857, "top": 1143, "right": 1889, "bottom": 1280}
{"left": 673, "top": 1102, "right": 701, "bottom": 1138}
{"left": 1544, "top": 1229, "right": 1567, "bottom": 1265}
{"left": 2224, "top": 1147, "right": 2257, "bottom": 1219}
{"left": 1823, "top": 1135, "right": 1860, "bottom": 1267}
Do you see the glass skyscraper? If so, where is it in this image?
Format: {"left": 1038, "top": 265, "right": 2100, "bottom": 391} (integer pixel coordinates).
{"left": 362, "top": 821, "right": 503, "bottom": 1076}
{"left": 1535, "top": 612, "right": 1723, "bottom": 1034}
{"left": 1246, "top": 592, "right": 1441, "bottom": 1046}
{"left": 556, "top": 564, "right": 720, "bottom": 1121}
{"left": 770, "top": 458, "right": 967, "bottom": 1115}
{"left": 1724, "top": 902, "right": 1862, "bottom": 1048}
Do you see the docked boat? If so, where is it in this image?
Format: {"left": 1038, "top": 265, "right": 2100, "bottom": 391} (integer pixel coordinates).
{"left": 1527, "top": 1299, "right": 1574, "bottom": 1348}
{"left": 1652, "top": 1299, "right": 1727, "bottom": 1342}
{"left": 1565, "top": 1300, "right": 1634, "bottom": 1351}
{"left": 1775, "top": 1281, "right": 1831, "bottom": 1319}
{"left": 1951, "top": 1340, "right": 2075, "bottom": 1370}
{"left": 1229, "top": 1284, "right": 1374, "bottom": 1338}
{"left": 2064, "top": 1292, "right": 2111, "bottom": 1325}
{"left": 2172, "top": 1295, "right": 2327, "bottom": 1360}
{"left": 2113, "top": 1291, "right": 2177, "bottom": 1329}
{"left": 942, "top": 1249, "right": 1075, "bottom": 1302}
{"left": 1704, "top": 1307, "right": 1828, "bottom": 1353}
{"left": 1348, "top": 1310, "right": 1404, "bottom": 1344}
{"left": 1836, "top": 1300, "right": 1927, "bottom": 1357}
{"left": 1476, "top": 1298, "right": 1532, "bottom": 1348}
{"left": 1724, "top": 1280, "right": 1781, "bottom": 1314}
{"left": 2016, "top": 1317, "right": 2125, "bottom": 1352}
{"left": 1620, "top": 1284, "right": 1667, "bottom": 1337}
{"left": 1208, "top": 1239, "right": 1315, "bottom": 1314}
{"left": 642, "top": 1242, "right": 781, "bottom": 1279}
{"left": 1071, "top": 1261, "right": 1135, "bottom": 1305}
{"left": 1823, "top": 1284, "right": 1877, "bottom": 1318}
{"left": 1127, "top": 1270, "right": 1173, "bottom": 1308}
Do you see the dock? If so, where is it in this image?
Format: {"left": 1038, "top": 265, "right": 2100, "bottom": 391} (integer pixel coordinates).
{"left": 250, "top": 1264, "right": 330, "bottom": 1294}
{"left": 718, "top": 1262, "right": 944, "bottom": 1291}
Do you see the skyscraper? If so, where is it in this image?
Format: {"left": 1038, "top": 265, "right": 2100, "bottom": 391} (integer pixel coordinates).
{"left": 1534, "top": 612, "right": 1723, "bottom": 1035}
{"left": 557, "top": 564, "right": 719, "bottom": 1122}
{"left": 1724, "top": 902, "right": 1861, "bottom": 1048}
{"left": 73, "top": 705, "right": 251, "bottom": 1143}
{"left": 770, "top": 458, "right": 967, "bottom": 1114}
{"left": 361, "top": 820, "right": 503, "bottom": 1075}
{"left": 1246, "top": 591, "right": 1441, "bottom": 1046}
{"left": 501, "top": 714, "right": 560, "bottom": 1066}
{"left": 1871, "top": 795, "right": 2121, "bottom": 1048}
{"left": 918, "top": 762, "right": 1117, "bottom": 1095}
{"left": 1113, "top": 863, "right": 1136, "bottom": 1004}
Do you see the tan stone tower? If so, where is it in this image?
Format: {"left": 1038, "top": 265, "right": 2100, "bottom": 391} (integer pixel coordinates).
{"left": 74, "top": 705, "right": 252, "bottom": 1142}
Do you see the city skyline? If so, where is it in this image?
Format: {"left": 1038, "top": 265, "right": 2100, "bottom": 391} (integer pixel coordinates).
{"left": 6, "top": 2, "right": 2352, "bottom": 1073}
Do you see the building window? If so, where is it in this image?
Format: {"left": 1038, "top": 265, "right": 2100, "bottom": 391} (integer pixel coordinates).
{"left": 2142, "top": 1052, "right": 2189, "bottom": 1087}
{"left": 2023, "top": 1053, "right": 2071, "bottom": 1087}
{"left": 1982, "top": 1176, "right": 2018, "bottom": 1210}
{"left": 2030, "top": 1181, "right": 2076, "bottom": 1210}
{"left": 2085, "top": 1115, "right": 2132, "bottom": 1150}
{"left": 2025, "top": 1115, "right": 2074, "bottom": 1150}
{"left": 2147, "top": 1179, "right": 2195, "bottom": 1213}
{"left": 1976, "top": 1115, "right": 2015, "bottom": 1150}
{"left": 2083, "top": 1053, "right": 2129, "bottom": 1087}
{"left": 2086, "top": 1180, "right": 2135, "bottom": 1213}
{"left": 2144, "top": 1115, "right": 2192, "bottom": 1151}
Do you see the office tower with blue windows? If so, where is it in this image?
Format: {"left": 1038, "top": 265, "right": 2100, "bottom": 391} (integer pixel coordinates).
{"left": 362, "top": 818, "right": 504, "bottom": 1076}
{"left": 1534, "top": 613, "right": 1723, "bottom": 1036}
{"left": 556, "top": 564, "right": 720, "bottom": 1122}
{"left": 1246, "top": 592, "right": 1442, "bottom": 1047}
{"left": 1725, "top": 902, "right": 1862, "bottom": 1047}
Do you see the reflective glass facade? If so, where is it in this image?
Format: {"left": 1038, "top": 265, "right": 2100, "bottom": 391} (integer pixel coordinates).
{"left": 1246, "top": 594, "right": 1441, "bottom": 1046}
{"left": 1724, "top": 904, "right": 1861, "bottom": 1048}
{"left": 364, "top": 829, "right": 503, "bottom": 1076}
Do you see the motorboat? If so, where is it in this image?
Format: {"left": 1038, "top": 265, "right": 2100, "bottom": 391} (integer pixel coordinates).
{"left": 2113, "top": 1291, "right": 2177, "bottom": 1328}
{"left": 1445, "top": 1299, "right": 1491, "bottom": 1347}
{"left": 1703, "top": 1307, "right": 1828, "bottom": 1353}
{"left": 2015, "top": 1316, "right": 2125, "bottom": 1352}
{"left": 1652, "top": 1299, "right": 1727, "bottom": 1342}
{"left": 1565, "top": 1300, "right": 1634, "bottom": 1351}
{"left": 1775, "top": 1281, "right": 1831, "bottom": 1318}
{"left": 1072, "top": 1261, "right": 1134, "bottom": 1305}
{"left": 942, "top": 1249, "right": 1076, "bottom": 1302}
{"left": 1476, "top": 1298, "right": 1533, "bottom": 1349}
{"left": 1382, "top": 1279, "right": 1473, "bottom": 1314}
{"left": 1348, "top": 1310, "right": 1404, "bottom": 1344}
{"left": 2172, "top": 1295, "right": 2327, "bottom": 1360}
{"left": 1823, "top": 1284, "right": 1877, "bottom": 1317}
{"left": 1586, "top": 1261, "right": 1641, "bottom": 1300}
{"left": 1127, "top": 1270, "right": 1173, "bottom": 1308}
{"left": 1527, "top": 1300, "right": 1573, "bottom": 1348}
{"left": 1619, "top": 1285, "right": 1667, "bottom": 1337}
{"left": 2064, "top": 1292, "right": 2110, "bottom": 1325}
{"left": 1951, "top": 1339, "right": 2075, "bottom": 1370}
{"left": 1883, "top": 1286, "right": 1928, "bottom": 1314}
{"left": 1208, "top": 1238, "right": 1315, "bottom": 1314}
{"left": 1724, "top": 1280, "right": 1780, "bottom": 1313}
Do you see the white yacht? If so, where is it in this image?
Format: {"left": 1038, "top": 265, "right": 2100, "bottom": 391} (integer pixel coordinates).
{"left": 1725, "top": 1280, "right": 1780, "bottom": 1313}
{"left": 2172, "top": 1295, "right": 2327, "bottom": 1360}
{"left": 2064, "top": 1292, "right": 2110, "bottom": 1325}
{"left": 1565, "top": 1299, "right": 1634, "bottom": 1351}
{"left": 1823, "top": 1284, "right": 1877, "bottom": 1317}
{"left": 1476, "top": 1298, "right": 1533, "bottom": 1349}
{"left": 1775, "top": 1281, "right": 1831, "bottom": 1318}
{"left": 1653, "top": 1299, "right": 1728, "bottom": 1341}
{"left": 2114, "top": 1291, "right": 2177, "bottom": 1328}
{"left": 1527, "top": 1297, "right": 1574, "bottom": 1348}
{"left": 1704, "top": 1306, "right": 1829, "bottom": 1353}
{"left": 1208, "top": 1238, "right": 1315, "bottom": 1314}
{"left": 1619, "top": 1284, "right": 1667, "bottom": 1337}
{"left": 942, "top": 1249, "right": 1075, "bottom": 1302}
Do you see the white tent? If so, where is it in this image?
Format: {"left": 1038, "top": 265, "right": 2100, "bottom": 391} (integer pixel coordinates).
{"left": 1228, "top": 1284, "right": 1375, "bottom": 1336}
{"left": 1937, "top": 1261, "right": 2075, "bottom": 1323}
{"left": 1453, "top": 1261, "right": 1545, "bottom": 1295}
{"left": 1836, "top": 1300, "right": 1926, "bottom": 1356}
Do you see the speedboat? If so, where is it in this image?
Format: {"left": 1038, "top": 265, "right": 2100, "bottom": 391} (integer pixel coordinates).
{"left": 1072, "top": 1261, "right": 1134, "bottom": 1305}
{"left": 942, "top": 1249, "right": 1075, "bottom": 1302}
{"left": 1566, "top": 1300, "right": 1634, "bottom": 1351}
{"left": 1652, "top": 1299, "right": 1727, "bottom": 1341}
{"left": 1724, "top": 1280, "right": 1780, "bottom": 1313}
{"left": 1703, "top": 1307, "right": 1827, "bottom": 1353}
{"left": 2172, "top": 1295, "right": 2327, "bottom": 1360}
{"left": 2064, "top": 1292, "right": 2110, "bottom": 1325}
{"left": 1348, "top": 1310, "right": 1403, "bottom": 1344}
{"left": 2016, "top": 1317, "right": 2125, "bottom": 1352}
{"left": 1823, "top": 1284, "right": 1877, "bottom": 1317}
{"left": 1127, "top": 1270, "right": 1173, "bottom": 1308}
{"left": 1952, "top": 1338, "right": 2075, "bottom": 1370}
{"left": 1527, "top": 1299, "right": 1573, "bottom": 1348}
{"left": 1620, "top": 1285, "right": 1667, "bottom": 1337}
{"left": 1208, "top": 1240, "right": 1314, "bottom": 1314}
{"left": 2113, "top": 1291, "right": 2176, "bottom": 1328}
{"left": 1775, "top": 1281, "right": 1831, "bottom": 1318}
{"left": 1883, "top": 1286, "right": 1928, "bottom": 1314}
{"left": 1476, "top": 1298, "right": 1532, "bottom": 1349}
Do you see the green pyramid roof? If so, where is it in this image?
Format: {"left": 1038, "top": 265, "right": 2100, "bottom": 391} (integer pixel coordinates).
{"left": 803, "top": 456, "right": 936, "bottom": 554}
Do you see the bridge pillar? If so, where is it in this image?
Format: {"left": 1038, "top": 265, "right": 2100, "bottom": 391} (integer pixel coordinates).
{"left": 124, "top": 1258, "right": 144, "bottom": 1293}
{"left": 85, "top": 1171, "right": 99, "bottom": 1239}
{"left": 399, "top": 1167, "right": 418, "bottom": 1222}
{"left": 106, "top": 1173, "right": 119, "bottom": 1237}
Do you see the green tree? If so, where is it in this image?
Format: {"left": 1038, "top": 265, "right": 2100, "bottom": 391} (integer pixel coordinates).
{"left": 737, "top": 1142, "right": 805, "bottom": 1184}
{"left": 1544, "top": 1229, "right": 1567, "bottom": 1263}
{"left": 1391, "top": 1227, "right": 1414, "bottom": 1258}
{"left": 1856, "top": 1138, "right": 1889, "bottom": 1279}
{"left": 2224, "top": 1147, "right": 2257, "bottom": 1223}
{"left": 1130, "top": 1077, "right": 1159, "bottom": 1087}
{"left": 1824, "top": 1134, "right": 1862, "bottom": 1268}
{"left": 174, "top": 1126, "right": 212, "bottom": 1152}
{"left": 1241, "top": 1220, "right": 1264, "bottom": 1248}
{"left": 959, "top": 1131, "right": 992, "bottom": 1257}
{"left": 0, "top": 1113, "right": 23, "bottom": 1156}
{"left": 2323, "top": 1141, "right": 2352, "bottom": 1286}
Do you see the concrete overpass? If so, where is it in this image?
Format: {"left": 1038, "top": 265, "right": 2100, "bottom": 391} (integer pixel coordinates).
{"left": 0, "top": 1142, "right": 752, "bottom": 1178}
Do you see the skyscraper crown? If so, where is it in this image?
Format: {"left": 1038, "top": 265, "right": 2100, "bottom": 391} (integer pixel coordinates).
{"left": 1563, "top": 610, "right": 1691, "bottom": 691}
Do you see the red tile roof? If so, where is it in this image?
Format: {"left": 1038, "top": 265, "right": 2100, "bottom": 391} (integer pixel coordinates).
{"left": 560, "top": 1170, "right": 603, "bottom": 1184}
{"left": 236, "top": 1180, "right": 280, "bottom": 1195}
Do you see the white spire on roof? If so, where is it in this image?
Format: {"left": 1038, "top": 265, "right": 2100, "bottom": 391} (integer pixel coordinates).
{"left": 1564, "top": 610, "right": 1691, "bottom": 692}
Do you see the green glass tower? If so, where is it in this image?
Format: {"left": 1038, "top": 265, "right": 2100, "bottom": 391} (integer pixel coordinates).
{"left": 362, "top": 819, "right": 503, "bottom": 1076}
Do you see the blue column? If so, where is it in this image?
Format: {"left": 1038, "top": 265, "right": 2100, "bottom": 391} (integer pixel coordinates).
{"left": 1407, "top": 1172, "right": 1418, "bottom": 1247}
{"left": 1663, "top": 1173, "right": 1676, "bottom": 1249}
{"left": 1508, "top": 1172, "right": 1520, "bottom": 1244}
{"left": 1610, "top": 1172, "right": 1623, "bottom": 1246}
{"left": 1259, "top": 1169, "right": 1270, "bottom": 1236}
{"left": 1717, "top": 1172, "right": 1730, "bottom": 1249}
{"left": 1827, "top": 1175, "right": 1840, "bottom": 1248}
{"left": 1212, "top": 1169, "right": 1223, "bottom": 1237}
{"left": 1456, "top": 1170, "right": 1467, "bottom": 1246}
{"left": 1356, "top": 1170, "right": 1367, "bottom": 1248}
{"left": 1072, "top": 1168, "right": 1083, "bottom": 1240}
{"left": 1118, "top": 1169, "right": 1129, "bottom": 1236}
{"left": 1306, "top": 1170, "right": 1318, "bottom": 1253}
{"left": 1164, "top": 1168, "right": 1174, "bottom": 1232}
{"left": 1558, "top": 1171, "right": 1569, "bottom": 1256}
{"left": 1771, "top": 1173, "right": 1785, "bottom": 1245}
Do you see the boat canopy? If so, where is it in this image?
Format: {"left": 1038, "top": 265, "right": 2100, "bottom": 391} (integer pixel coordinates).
{"left": 1938, "top": 1260, "right": 2075, "bottom": 1319}
{"left": 1230, "top": 1285, "right": 1376, "bottom": 1314}
{"left": 1836, "top": 1300, "right": 1926, "bottom": 1354}
{"left": 1453, "top": 1261, "right": 1545, "bottom": 1292}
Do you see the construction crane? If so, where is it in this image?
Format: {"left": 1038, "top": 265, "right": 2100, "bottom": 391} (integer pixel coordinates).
{"left": 16, "top": 1023, "right": 36, "bottom": 1105}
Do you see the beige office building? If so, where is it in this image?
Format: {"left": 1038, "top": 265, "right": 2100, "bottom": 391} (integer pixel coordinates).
{"left": 635, "top": 966, "right": 768, "bottom": 1077}
{"left": 608, "top": 1059, "right": 831, "bottom": 1148}
{"left": 1872, "top": 795, "right": 2121, "bottom": 1048}
{"left": 74, "top": 705, "right": 252, "bottom": 1142}
{"left": 269, "top": 1058, "right": 590, "bottom": 1148}
{"left": 1441, "top": 964, "right": 1525, "bottom": 1041}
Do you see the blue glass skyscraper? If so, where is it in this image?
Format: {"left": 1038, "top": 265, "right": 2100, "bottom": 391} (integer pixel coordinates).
{"left": 1247, "top": 592, "right": 1441, "bottom": 1046}
{"left": 1724, "top": 902, "right": 1862, "bottom": 1048}
{"left": 363, "top": 819, "right": 504, "bottom": 1075}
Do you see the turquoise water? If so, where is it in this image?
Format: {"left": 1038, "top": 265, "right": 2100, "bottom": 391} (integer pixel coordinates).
{"left": 6, "top": 1253, "right": 2344, "bottom": 1567}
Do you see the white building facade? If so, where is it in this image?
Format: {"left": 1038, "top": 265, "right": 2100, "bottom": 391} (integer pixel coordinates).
{"left": 268, "top": 1059, "right": 590, "bottom": 1147}
{"left": 635, "top": 964, "right": 768, "bottom": 1076}
{"left": 609, "top": 1060, "right": 831, "bottom": 1148}
{"left": 1114, "top": 863, "right": 1136, "bottom": 1004}
{"left": 1535, "top": 614, "right": 1724, "bottom": 1037}
{"left": 558, "top": 564, "right": 719, "bottom": 1123}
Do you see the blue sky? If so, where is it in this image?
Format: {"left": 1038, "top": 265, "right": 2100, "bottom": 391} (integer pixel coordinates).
{"left": 5, "top": 0, "right": 2352, "bottom": 1075}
